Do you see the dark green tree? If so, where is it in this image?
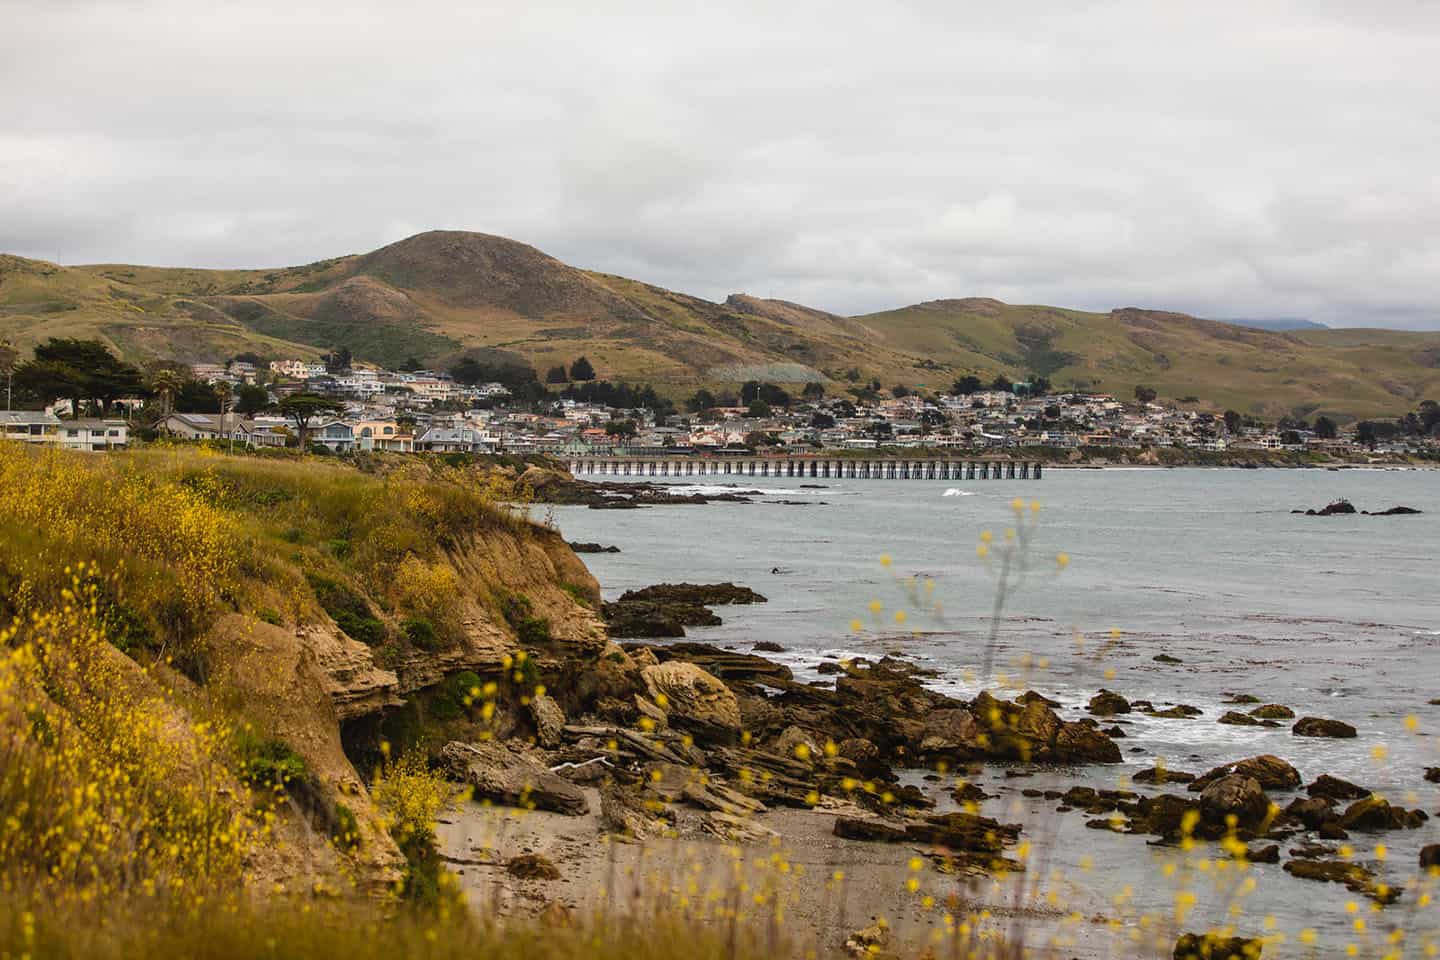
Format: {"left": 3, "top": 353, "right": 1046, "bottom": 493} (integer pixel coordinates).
{"left": 1314, "top": 415, "right": 1338, "bottom": 439}
{"left": 1133, "top": 384, "right": 1158, "bottom": 403}
{"left": 801, "top": 381, "right": 825, "bottom": 400}
{"left": 569, "top": 356, "right": 596, "bottom": 381}
{"left": 950, "top": 375, "right": 983, "bottom": 396}
{"left": 1223, "top": 409, "right": 1243, "bottom": 434}
{"left": 545, "top": 365, "right": 569, "bottom": 384}
{"left": 278, "top": 393, "right": 344, "bottom": 448}
{"left": 746, "top": 399, "right": 772, "bottom": 418}
{"left": 685, "top": 389, "right": 717, "bottom": 413}
{"left": 603, "top": 418, "right": 637, "bottom": 437}
{"left": 235, "top": 383, "right": 271, "bottom": 415}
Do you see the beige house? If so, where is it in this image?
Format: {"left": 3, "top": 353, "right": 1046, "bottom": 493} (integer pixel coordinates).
{"left": 355, "top": 419, "right": 414, "bottom": 453}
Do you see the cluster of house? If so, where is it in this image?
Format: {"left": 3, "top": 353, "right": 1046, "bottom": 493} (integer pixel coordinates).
{"left": 5, "top": 354, "right": 1432, "bottom": 458}
{"left": 193, "top": 359, "right": 512, "bottom": 404}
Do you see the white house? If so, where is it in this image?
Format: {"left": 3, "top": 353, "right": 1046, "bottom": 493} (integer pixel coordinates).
{"left": 57, "top": 418, "right": 129, "bottom": 451}
{"left": 1, "top": 410, "right": 62, "bottom": 444}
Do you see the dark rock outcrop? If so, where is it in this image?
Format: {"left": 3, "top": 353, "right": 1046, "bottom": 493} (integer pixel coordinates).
{"left": 1249, "top": 704, "right": 1294, "bottom": 720}
{"left": 1302, "top": 499, "right": 1357, "bottom": 516}
{"left": 618, "top": 583, "right": 768, "bottom": 606}
{"left": 568, "top": 541, "right": 620, "bottom": 553}
{"left": 1293, "top": 716, "right": 1357, "bottom": 738}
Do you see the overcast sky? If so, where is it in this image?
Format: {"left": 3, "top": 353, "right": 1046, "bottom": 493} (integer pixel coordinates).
{"left": 4, "top": 1, "right": 1440, "bottom": 328}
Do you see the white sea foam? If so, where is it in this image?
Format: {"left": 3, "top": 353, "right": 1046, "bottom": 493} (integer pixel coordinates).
{"left": 942, "top": 488, "right": 977, "bottom": 497}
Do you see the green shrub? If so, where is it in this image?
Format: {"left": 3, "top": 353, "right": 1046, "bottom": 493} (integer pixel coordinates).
{"left": 326, "top": 538, "right": 352, "bottom": 559}
{"left": 401, "top": 617, "right": 440, "bottom": 650}
{"left": 255, "top": 607, "right": 283, "bottom": 626}
{"left": 515, "top": 616, "right": 551, "bottom": 647}
{"left": 235, "top": 731, "right": 308, "bottom": 789}
{"left": 308, "top": 573, "right": 386, "bottom": 645}
{"left": 561, "top": 582, "right": 594, "bottom": 608}
{"left": 331, "top": 801, "right": 361, "bottom": 850}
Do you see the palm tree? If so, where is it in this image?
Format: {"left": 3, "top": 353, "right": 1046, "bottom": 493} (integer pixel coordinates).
{"left": 151, "top": 368, "right": 183, "bottom": 417}
{"left": 0, "top": 340, "right": 16, "bottom": 412}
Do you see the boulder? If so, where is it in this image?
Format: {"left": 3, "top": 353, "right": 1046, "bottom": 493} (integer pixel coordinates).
{"left": 1249, "top": 704, "right": 1294, "bottom": 720}
{"left": 529, "top": 694, "right": 566, "bottom": 749}
{"left": 752, "top": 641, "right": 785, "bottom": 652}
{"left": 640, "top": 661, "right": 742, "bottom": 742}
{"left": 1173, "top": 933, "right": 1263, "bottom": 959}
{"left": 1425, "top": 767, "right": 1440, "bottom": 783}
{"left": 599, "top": 782, "right": 671, "bottom": 840}
{"left": 1055, "top": 721, "right": 1124, "bottom": 763}
{"left": 441, "top": 741, "right": 588, "bottom": 816}
{"left": 1421, "top": 844, "right": 1440, "bottom": 870}
{"left": 1191, "top": 755, "right": 1301, "bottom": 792}
{"left": 919, "top": 708, "right": 982, "bottom": 754}
{"left": 1305, "top": 774, "right": 1370, "bottom": 801}
{"left": 1199, "top": 775, "right": 1270, "bottom": 830}
{"left": 1153, "top": 654, "right": 1183, "bottom": 664}
{"left": 1365, "top": 506, "right": 1422, "bottom": 515}
{"left": 1218, "top": 711, "right": 1264, "bottom": 726}
{"left": 1293, "top": 717, "right": 1357, "bottom": 739}
{"left": 1339, "top": 795, "right": 1426, "bottom": 832}
{"left": 771, "top": 725, "right": 822, "bottom": 763}
{"left": 701, "top": 810, "right": 777, "bottom": 843}
{"left": 1284, "top": 796, "right": 1337, "bottom": 831}
{"left": 1088, "top": 689, "right": 1132, "bottom": 716}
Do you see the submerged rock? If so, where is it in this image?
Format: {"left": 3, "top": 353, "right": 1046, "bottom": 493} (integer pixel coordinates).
{"left": 1363, "top": 506, "right": 1422, "bottom": 515}
{"left": 1293, "top": 716, "right": 1357, "bottom": 738}
{"left": 1249, "top": 704, "right": 1294, "bottom": 720}
{"left": 1284, "top": 858, "right": 1400, "bottom": 904}
{"left": 1218, "top": 711, "right": 1266, "bottom": 726}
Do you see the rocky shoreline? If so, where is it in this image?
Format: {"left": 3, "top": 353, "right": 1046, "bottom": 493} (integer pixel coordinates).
{"left": 432, "top": 579, "right": 1438, "bottom": 953}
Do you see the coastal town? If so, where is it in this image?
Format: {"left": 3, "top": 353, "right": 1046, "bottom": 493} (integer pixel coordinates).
{"left": 1, "top": 344, "right": 1436, "bottom": 460}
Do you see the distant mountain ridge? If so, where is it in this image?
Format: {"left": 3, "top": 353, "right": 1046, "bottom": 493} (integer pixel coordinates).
{"left": 1, "top": 230, "right": 1437, "bottom": 419}
{"left": 1219, "top": 317, "right": 1328, "bottom": 332}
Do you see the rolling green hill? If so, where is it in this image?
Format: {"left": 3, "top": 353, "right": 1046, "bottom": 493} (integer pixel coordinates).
{"left": 2, "top": 231, "right": 1437, "bottom": 419}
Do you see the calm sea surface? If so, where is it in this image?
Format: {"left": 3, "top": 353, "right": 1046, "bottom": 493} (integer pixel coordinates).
{"left": 550, "top": 468, "right": 1439, "bottom": 954}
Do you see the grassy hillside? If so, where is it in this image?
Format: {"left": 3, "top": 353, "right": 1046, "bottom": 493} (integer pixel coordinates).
{"left": 3, "top": 232, "right": 1438, "bottom": 418}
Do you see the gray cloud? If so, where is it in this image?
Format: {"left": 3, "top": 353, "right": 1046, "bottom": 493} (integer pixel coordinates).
{"left": 3, "top": 0, "right": 1439, "bottom": 328}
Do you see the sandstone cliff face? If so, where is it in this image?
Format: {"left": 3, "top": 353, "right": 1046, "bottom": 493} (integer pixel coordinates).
{"left": 206, "top": 521, "right": 604, "bottom": 897}
{"left": 211, "top": 614, "right": 406, "bottom": 895}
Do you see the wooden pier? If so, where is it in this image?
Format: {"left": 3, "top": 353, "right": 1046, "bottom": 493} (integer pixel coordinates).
{"left": 568, "top": 456, "right": 1041, "bottom": 480}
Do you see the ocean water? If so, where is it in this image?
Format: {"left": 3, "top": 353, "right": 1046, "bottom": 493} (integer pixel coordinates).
{"left": 550, "top": 468, "right": 1439, "bottom": 954}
